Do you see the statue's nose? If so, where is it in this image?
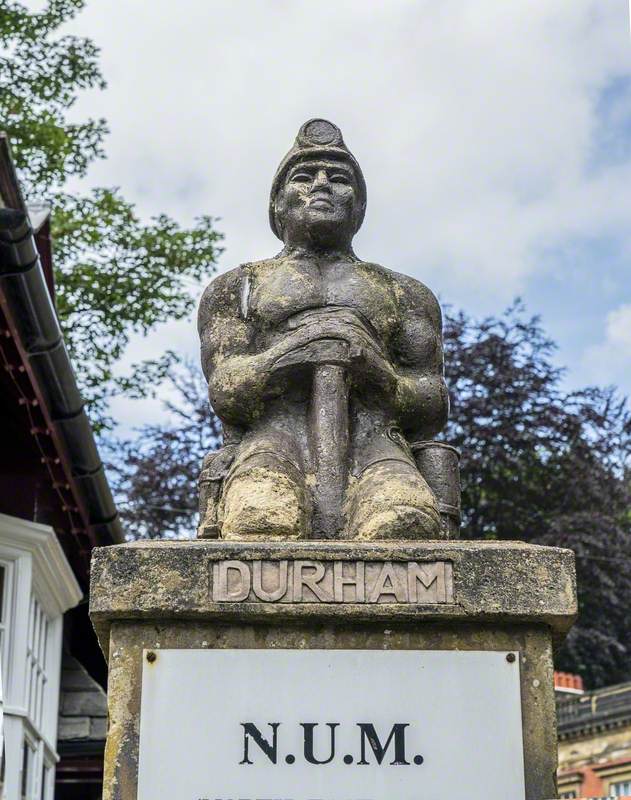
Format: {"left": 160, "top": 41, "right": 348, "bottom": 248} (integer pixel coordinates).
{"left": 310, "top": 169, "right": 331, "bottom": 192}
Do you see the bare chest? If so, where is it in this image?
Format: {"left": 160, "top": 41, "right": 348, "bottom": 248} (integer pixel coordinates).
{"left": 246, "top": 259, "right": 400, "bottom": 336}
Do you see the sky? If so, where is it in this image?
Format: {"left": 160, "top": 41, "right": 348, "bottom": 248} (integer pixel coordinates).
{"left": 54, "top": 0, "right": 631, "bottom": 431}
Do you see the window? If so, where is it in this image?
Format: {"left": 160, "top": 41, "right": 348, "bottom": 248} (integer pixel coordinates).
{"left": 40, "top": 762, "right": 52, "bottom": 800}
{"left": 0, "top": 561, "right": 12, "bottom": 675}
{"left": 0, "top": 514, "right": 82, "bottom": 800}
{"left": 20, "top": 737, "right": 36, "bottom": 800}
{"left": 611, "top": 780, "right": 631, "bottom": 797}
{"left": 26, "top": 595, "right": 49, "bottom": 733}
{"left": 0, "top": 514, "right": 81, "bottom": 800}
{"left": 559, "top": 793, "right": 577, "bottom": 799}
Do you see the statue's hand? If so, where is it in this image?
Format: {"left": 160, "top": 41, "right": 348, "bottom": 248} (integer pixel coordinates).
{"left": 266, "top": 320, "right": 355, "bottom": 373}
{"left": 348, "top": 337, "right": 398, "bottom": 396}
{"left": 271, "top": 337, "right": 351, "bottom": 372}
{"left": 265, "top": 315, "right": 397, "bottom": 394}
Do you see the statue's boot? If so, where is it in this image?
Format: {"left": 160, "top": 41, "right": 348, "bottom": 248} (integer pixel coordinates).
{"left": 220, "top": 432, "right": 309, "bottom": 540}
{"left": 346, "top": 459, "right": 442, "bottom": 540}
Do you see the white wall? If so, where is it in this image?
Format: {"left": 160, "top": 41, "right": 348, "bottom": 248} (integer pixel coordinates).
{"left": 0, "top": 514, "right": 82, "bottom": 800}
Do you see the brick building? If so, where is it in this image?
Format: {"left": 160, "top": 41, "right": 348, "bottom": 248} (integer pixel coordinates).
{"left": 557, "top": 676, "right": 631, "bottom": 798}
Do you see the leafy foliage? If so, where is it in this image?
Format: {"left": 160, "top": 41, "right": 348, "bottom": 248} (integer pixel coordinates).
{"left": 51, "top": 190, "right": 222, "bottom": 423}
{"left": 1, "top": 0, "right": 223, "bottom": 427}
{"left": 114, "top": 303, "right": 631, "bottom": 687}
{"left": 109, "top": 362, "right": 221, "bottom": 539}
{"left": 443, "top": 302, "right": 631, "bottom": 688}
{"left": 0, "top": 0, "right": 106, "bottom": 191}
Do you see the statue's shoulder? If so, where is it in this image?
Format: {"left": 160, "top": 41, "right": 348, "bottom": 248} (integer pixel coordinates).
{"left": 198, "top": 259, "right": 283, "bottom": 329}
{"left": 198, "top": 264, "right": 249, "bottom": 329}
{"left": 360, "top": 261, "right": 441, "bottom": 323}
{"left": 243, "top": 257, "right": 283, "bottom": 277}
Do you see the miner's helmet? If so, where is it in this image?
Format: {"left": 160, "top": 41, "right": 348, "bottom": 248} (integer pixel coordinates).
{"left": 269, "top": 118, "right": 367, "bottom": 240}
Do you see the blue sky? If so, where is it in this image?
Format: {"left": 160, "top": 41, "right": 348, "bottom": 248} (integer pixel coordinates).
{"left": 52, "top": 0, "right": 631, "bottom": 430}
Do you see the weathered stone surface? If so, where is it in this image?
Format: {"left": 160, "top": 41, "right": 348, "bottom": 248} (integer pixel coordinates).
{"left": 90, "top": 119, "right": 579, "bottom": 800}
{"left": 99, "top": 619, "right": 559, "bottom": 800}
{"left": 90, "top": 539, "right": 577, "bottom": 658}
{"left": 91, "top": 539, "right": 576, "bottom": 799}
{"left": 197, "top": 119, "right": 459, "bottom": 541}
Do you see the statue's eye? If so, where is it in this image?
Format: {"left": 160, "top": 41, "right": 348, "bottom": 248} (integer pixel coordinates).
{"left": 292, "top": 172, "right": 312, "bottom": 182}
{"left": 330, "top": 173, "right": 350, "bottom": 184}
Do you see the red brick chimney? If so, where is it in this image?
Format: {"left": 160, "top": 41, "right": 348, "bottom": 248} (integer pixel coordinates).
{"left": 554, "top": 671, "right": 584, "bottom": 693}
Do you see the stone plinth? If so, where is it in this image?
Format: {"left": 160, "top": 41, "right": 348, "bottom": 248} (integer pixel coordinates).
{"left": 90, "top": 540, "right": 576, "bottom": 800}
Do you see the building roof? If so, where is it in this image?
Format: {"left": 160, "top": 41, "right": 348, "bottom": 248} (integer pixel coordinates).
{"left": 557, "top": 680, "right": 631, "bottom": 740}
{"left": 0, "top": 133, "right": 123, "bottom": 583}
{"left": 57, "top": 652, "right": 108, "bottom": 750}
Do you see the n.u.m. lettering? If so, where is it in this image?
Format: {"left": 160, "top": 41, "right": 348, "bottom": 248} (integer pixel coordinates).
{"left": 239, "top": 721, "right": 424, "bottom": 767}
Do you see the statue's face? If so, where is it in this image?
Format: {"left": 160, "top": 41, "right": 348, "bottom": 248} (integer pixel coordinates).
{"left": 276, "top": 158, "right": 360, "bottom": 247}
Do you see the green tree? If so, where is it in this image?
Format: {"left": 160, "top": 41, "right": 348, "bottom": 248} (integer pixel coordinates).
{"left": 444, "top": 302, "right": 631, "bottom": 689}
{"left": 109, "top": 360, "right": 220, "bottom": 540}
{"left": 0, "top": 0, "right": 222, "bottom": 427}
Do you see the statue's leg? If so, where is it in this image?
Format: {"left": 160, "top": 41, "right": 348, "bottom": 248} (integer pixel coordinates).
{"left": 346, "top": 426, "right": 442, "bottom": 540}
{"left": 220, "top": 429, "right": 309, "bottom": 540}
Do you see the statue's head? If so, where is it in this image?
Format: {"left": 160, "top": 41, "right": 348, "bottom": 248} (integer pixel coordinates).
{"left": 269, "top": 119, "right": 366, "bottom": 251}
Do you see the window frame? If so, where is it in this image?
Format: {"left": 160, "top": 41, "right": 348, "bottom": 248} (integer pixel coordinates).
{"left": 20, "top": 730, "right": 37, "bottom": 800}
{"left": 39, "top": 754, "right": 55, "bottom": 800}
{"left": 0, "top": 513, "right": 82, "bottom": 800}
{"left": 609, "top": 778, "right": 631, "bottom": 797}
{"left": 0, "top": 559, "right": 15, "bottom": 691}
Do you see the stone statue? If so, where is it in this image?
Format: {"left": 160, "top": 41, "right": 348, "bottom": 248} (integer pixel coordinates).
{"left": 197, "top": 119, "right": 458, "bottom": 541}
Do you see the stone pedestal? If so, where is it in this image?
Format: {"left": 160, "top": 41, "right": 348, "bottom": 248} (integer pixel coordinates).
{"left": 90, "top": 540, "right": 576, "bottom": 800}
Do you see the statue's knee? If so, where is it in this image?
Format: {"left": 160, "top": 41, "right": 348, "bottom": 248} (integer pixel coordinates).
{"left": 346, "top": 459, "right": 442, "bottom": 541}
{"left": 220, "top": 447, "right": 309, "bottom": 541}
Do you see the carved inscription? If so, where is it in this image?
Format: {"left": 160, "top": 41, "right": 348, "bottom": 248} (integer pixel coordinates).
{"left": 211, "top": 560, "right": 453, "bottom": 604}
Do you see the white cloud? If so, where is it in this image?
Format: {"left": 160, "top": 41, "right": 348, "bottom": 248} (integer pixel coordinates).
{"left": 607, "top": 304, "right": 631, "bottom": 350}
{"left": 582, "top": 303, "right": 631, "bottom": 386}
{"left": 62, "top": 1, "right": 630, "bottom": 290}
{"left": 51, "top": 0, "right": 631, "bottom": 422}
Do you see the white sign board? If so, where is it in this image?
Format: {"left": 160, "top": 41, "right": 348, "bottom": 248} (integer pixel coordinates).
{"left": 137, "top": 649, "right": 525, "bottom": 800}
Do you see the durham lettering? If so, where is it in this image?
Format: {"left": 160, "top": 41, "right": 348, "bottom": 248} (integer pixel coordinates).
{"left": 367, "top": 564, "right": 407, "bottom": 603}
{"left": 253, "top": 560, "right": 288, "bottom": 602}
{"left": 292, "top": 561, "right": 333, "bottom": 602}
{"left": 333, "top": 561, "right": 365, "bottom": 602}
{"left": 212, "top": 559, "right": 454, "bottom": 604}
{"left": 215, "top": 561, "right": 250, "bottom": 601}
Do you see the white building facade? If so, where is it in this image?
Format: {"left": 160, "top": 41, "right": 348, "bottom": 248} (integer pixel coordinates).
{"left": 0, "top": 513, "right": 82, "bottom": 800}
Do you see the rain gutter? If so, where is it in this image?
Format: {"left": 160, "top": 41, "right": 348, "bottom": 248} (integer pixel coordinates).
{"left": 0, "top": 138, "right": 123, "bottom": 545}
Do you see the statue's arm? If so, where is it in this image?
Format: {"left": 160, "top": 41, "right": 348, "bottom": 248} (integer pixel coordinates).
{"left": 198, "top": 269, "right": 267, "bottom": 425}
{"left": 199, "top": 267, "right": 372, "bottom": 424}
{"left": 392, "top": 277, "right": 449, "bottom": 440}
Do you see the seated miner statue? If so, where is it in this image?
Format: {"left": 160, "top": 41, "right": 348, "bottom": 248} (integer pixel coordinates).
{"left": 198, "top": 118, "right": 450, "bottom": 541}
